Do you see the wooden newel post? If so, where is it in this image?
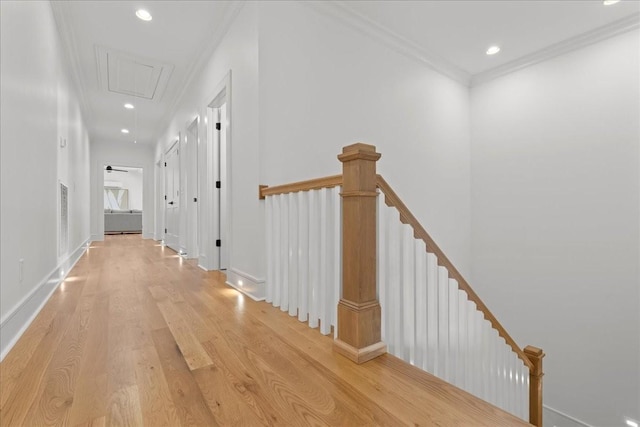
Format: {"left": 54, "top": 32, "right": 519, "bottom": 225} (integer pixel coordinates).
{"left": 333, "top": 143, "right": 387, "bottom": 364}
{"left": 524, "top": 345, "right": 545, "bottom": 427}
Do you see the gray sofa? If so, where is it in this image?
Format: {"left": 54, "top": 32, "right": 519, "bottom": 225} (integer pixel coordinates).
{"left": 104, "top": 209, "right": 142, "bottom": 233}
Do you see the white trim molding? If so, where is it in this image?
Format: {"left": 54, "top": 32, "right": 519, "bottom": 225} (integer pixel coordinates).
{"left": 303, "top": 1, "right": 470, "bottom": 86}
{"left": 472, "top": 13, "right": 640, "bottom": 86}
{"left": 0, "top": 238, "right": 90, "bottom": 361}
{"left": 226, "top": 268, "right": 265, "bottom": 301}
{"left": 543, "top": 405, "right": 595, "bottom": 427}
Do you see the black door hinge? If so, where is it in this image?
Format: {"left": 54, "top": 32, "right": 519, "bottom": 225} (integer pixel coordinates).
{"left": 194, "top": 197, "right": 198, "bottom": 202}
{"left": 216, "top": 181, "right": 221, "bottom": 189}
{"left": 164, "top": 195, "right": 167, "bottom": 200}
{"left": 216, "top": 123, "right": 221, "bottom": 131}
{"left": 165, "top": 228, "right": 167, "bottom": 233}
{"left": 216, "top": 239, "right": 221, "bottom": 247}
{"left": 164, "top": 162, "right": 167, "bottom": 167}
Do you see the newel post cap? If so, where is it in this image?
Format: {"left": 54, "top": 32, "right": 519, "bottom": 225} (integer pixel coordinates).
{"left": 338, "top": 143, "right": 381, "bottom": 163}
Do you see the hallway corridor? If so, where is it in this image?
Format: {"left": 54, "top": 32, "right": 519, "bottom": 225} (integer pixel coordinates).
{"left": 0, "top": 235, "right": 527, "bottom": 426}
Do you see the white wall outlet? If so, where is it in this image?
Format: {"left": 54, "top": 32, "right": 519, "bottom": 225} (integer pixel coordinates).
{"left": 18, "top": 258, "right": 24, "bottom": 283}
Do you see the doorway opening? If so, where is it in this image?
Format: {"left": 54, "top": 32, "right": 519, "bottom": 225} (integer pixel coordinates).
{"left": 103, "top": 165, "right": 144, "bottom": 235}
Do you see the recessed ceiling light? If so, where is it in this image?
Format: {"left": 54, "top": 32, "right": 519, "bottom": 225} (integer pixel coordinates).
{"left": 124, "top": 103, "right": 134, "bottom": 109}
{"left": 121, "top": 129, "right": 129, "bottom": 134}
{"left": 135, "top": 9, "right": 152, "bottom": 21}
{"left": 134, "top": 140, "right": 137, "bottom": 144}
{"left": 486, "top": 46, "right": 501, "bottom": 55}
{"left": 626, "top": 419, "right": 639, "bottom": 427}
{"left": 603, "top": 0, "right": 621, "bottom": 5}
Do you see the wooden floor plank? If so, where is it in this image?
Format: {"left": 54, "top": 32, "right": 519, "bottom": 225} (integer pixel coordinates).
{"left": 155, "top": 298, "right": 213, "bottom": 371}
{"left": 0, "top": 234, "right": 530, "bottom": 427}
{"left": 151, "top": 328, "right": 220, "bottom": 427}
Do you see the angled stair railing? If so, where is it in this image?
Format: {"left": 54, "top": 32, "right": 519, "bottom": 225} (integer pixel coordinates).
{"left": 260, "top": 144, "right": 544, "bottom": 426}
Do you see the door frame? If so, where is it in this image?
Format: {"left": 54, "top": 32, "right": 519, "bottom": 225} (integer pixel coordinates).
{"left": 164, "top": 139, "right": 180, "bottom": 252}
{"left": 202, "top": 71, "right": 232, "bottom": 271}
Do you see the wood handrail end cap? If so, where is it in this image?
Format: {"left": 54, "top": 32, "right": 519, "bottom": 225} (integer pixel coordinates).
{"left": 524, "top": 345, "right": 545, "bottom": 358}
{"left": 338, "top": 143, "right": 381, "bottom": 163}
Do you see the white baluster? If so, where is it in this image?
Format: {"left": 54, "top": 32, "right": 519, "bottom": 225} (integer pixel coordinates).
{"left": 496, "top": 335, "right": 505, "bottom": 410}
{"left": 414, "top": 240, "right": 427, "bottom": 370}
{"left": 308, "top": 190, "right": 319, "bottom": 329}
{"left": 298, "top": 192, "right": 309, "bottom": 322}
{"left": 465, "top": 300, "right": 476, "bottom": 395}
{"left": 457, "top": 289, "right": 467, "bottom": 391}
{"left": 288, "top": 193, "right": 299, "bottom": 317}
{"left": 321, "top": 188, "right": 333, "bottom": 335}
{"left": 437, "top": 266, "right": 449, "bottom": 381}
{"left": 389, "top": 213, "right": 402, "bottom": 357}
{"left": 332, "top": 187, "right": 341, "bottom": 335}
{"left": 265, "top": 196, "right": 273, "bottom": 303}
{"left": 426, "top": 253, "right": 438, "bottom": 375}
{"left": 402, "top": 224, "right": 415, "bottom": 364}
{"left": 522, "top": 362, "right": 528, "bottom": 419}
{"left": 273, "top": 196, "right": 282, "bottom": 308}
{"left": 318, "top": 188, "right": 329, "bottom": 334}
{"left": 280, "top": 194, "right": 290, "bottom": 312}
{"left": 378, "top": 196, "right": 387, "bottom": 343}
{"left": 448, "top": 279, "right": 459, "bottom": 386}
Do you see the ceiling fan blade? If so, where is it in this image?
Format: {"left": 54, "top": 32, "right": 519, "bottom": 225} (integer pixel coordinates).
{"left": 105, "top": 165, "right": 128, "bottom": 172}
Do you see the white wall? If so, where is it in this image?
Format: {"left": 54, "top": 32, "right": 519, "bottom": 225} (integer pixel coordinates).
{"left": 258, "top": 2, "right": 472, "bottom": 277}
{"left": 155, "top": 3, "right": 260, "bottom": 280}
{"left": 470, "top": 30, "right": 640, "bottom": 426}
{"left": 91, "top": 141, "right": 154, "bottom": 239}
{"left": 104, "top": 167, "right": 144, "bottom": 211}
{"left": 0, "top": 1, "right": 91, "bottom": 358}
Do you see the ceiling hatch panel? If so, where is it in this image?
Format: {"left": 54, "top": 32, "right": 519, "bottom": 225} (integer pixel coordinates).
{"left": 96, "top": 46, "right": 174, "bottom": 100}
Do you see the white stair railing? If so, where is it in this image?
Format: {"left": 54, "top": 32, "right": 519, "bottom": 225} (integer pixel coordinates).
{"left": 265, "top": 186, "right": 341, "bottom": 335}
{"left": 377, "top": 189, "right": 530, "bottom": 421}
{"left": 260, "top": 146, "right": 544, "bottom": 427}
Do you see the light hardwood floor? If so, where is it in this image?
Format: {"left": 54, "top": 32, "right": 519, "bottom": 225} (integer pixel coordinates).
{"left": 0, "top": 235, "right": 529, "bottom": 426}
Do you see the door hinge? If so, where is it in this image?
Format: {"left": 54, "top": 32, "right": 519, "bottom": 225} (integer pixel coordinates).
{"left": 164, "top": 195, "right": 167, "bottom": 200}
{"left": 216, "top": 181, "right": 221, "bottom": 189}
{"left": 193, "top": 197, "right": 198, "bottom": 202}
{"left": 165, "top": 228, "right": 167, "bottom": 233}
{"left": 216, "top": 122, "right": 221, "bottom": 131}
{"left": 216, "top": 239, "right": 221, "bottom": 247}
{"left": 164, "top": 162, "right": 167, "bottom": 167}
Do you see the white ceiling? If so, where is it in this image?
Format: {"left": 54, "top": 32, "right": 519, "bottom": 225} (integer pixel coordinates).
{"left": 52, "top": 1, "right": 639, "bottom": 147}
{"left": 52, "top": 1, "right": 238, "bottom": 145}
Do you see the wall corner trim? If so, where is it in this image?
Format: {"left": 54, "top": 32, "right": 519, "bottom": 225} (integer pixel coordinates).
{"left": 225, "top": 268, "right": 265, "bottom": 301}
{"left": 0, "top": 238, "right": 90, "bottom": 361}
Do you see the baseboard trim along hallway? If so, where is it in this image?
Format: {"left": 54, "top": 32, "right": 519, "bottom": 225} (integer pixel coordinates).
{"left": 226, "top": 267, "right": 265, "bottom": 301}
{"left": 0, "top": 238, "right": 90, "bottom": 360}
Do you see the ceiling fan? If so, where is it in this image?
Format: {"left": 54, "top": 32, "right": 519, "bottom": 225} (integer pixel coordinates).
{"left": 105, "top": 165, "right": 128, "bottom": 173}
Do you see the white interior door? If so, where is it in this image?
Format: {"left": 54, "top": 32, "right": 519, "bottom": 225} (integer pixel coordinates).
{"left": 219, "top": 103, "right": 229, "bottom": 269}
{"left": 165, "top": 142, "right": 180, "bottom": 252}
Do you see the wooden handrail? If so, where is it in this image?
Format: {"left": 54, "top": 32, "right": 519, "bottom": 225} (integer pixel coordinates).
{"left": 376, "top": 174, "right": 533, "bottom": 370}
{"left": 259, "top": 175, "right": 342, "bottom": 199}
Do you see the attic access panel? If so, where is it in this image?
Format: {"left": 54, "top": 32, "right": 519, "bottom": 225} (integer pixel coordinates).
{"left": 96, "top": 46, "right": 174, "bottom": 100}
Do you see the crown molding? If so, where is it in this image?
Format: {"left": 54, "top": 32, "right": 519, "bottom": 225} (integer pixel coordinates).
{"left": 471, "top": 13, "right": 640, "bottom": 87}
{"left": 49, "top": 1, "right": 94, "bottom": 131}
{"left": 152, "top": 1, "right": 246, "bottom": 147}
{"left": 303, "top": 1, "right": 471, "bottom": 86}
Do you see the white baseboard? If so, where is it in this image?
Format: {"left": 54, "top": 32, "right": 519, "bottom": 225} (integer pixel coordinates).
{"left": 91, "top": 233, "right": 103, "bottom": 242}
{"left": 225, "top": 268, "right": 265, "bottom": 301}
{"left": 0, "top": 238, "right": 90, "bottom": 361}
{"left": 544, "top": 405, "right": 594, "bottom": 427}
{"left": 142, "top": 232, "right": 154, "bottom": 240}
